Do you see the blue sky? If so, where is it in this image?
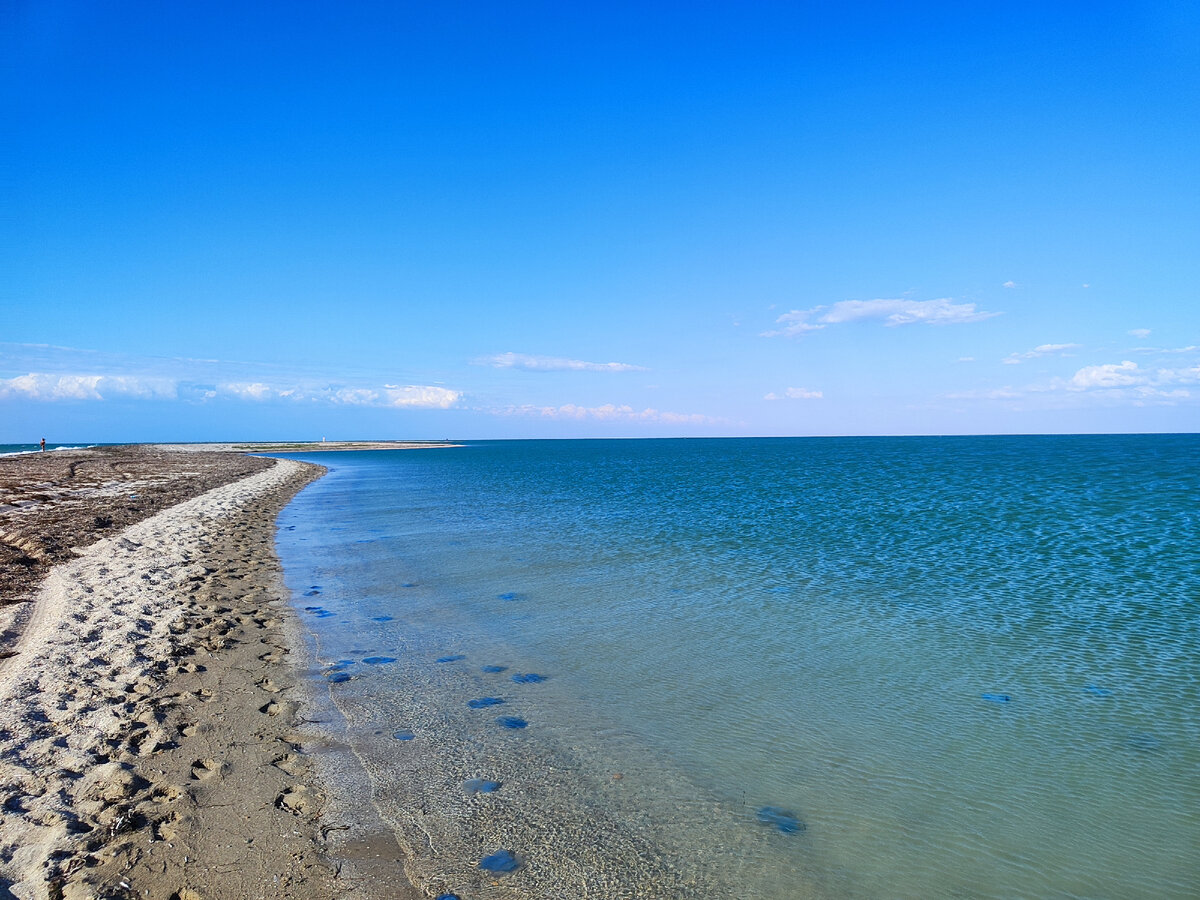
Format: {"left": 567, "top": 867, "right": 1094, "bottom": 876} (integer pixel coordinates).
{"left": 3, "top": 1, "right": 1198, "bottom": 440}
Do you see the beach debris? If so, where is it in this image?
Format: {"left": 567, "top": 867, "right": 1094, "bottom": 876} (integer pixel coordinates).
{"left": 756, "top": 806, "right": 805, "bottom": 834}
{"left": 981, "top": 692, "right": 1011, "bottom": 703}
{"left": 436, "top": 654, "right": 466, "bottom": 663}
{"left": 362, "top": 656, "right": 397, "bottom": 665}
{"left": 479, "top": 849, "right": 521, "bottom": 874}
{"left": 463, "top": 778, "right": 502, "bottom": 795}
{"left": 393, "top": 729, "right": 415, "bottom": 741}
{"left": 511, "top": 672, "right": 547, "bottom": 684}
{"left": 481, "top": 665, "right": 508, "bottom": 673}
{"left": 467, "top": 697, "right": 505, "bottom": 708}
{"left": 495, "top": 716, "right": 527, "bottom": 729}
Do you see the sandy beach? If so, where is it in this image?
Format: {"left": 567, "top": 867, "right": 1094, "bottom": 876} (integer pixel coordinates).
{"left": 0, "top": 447, "right": 419, "bottom": 900}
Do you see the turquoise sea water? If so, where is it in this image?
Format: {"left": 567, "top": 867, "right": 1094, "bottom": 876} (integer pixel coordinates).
{"left": 275, "top": 436, "right": 1199, "bottom": 898}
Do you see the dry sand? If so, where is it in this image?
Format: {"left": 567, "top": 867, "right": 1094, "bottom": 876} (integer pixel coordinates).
{"left": 0, "top": 449, "right": 419, "bottom": 900}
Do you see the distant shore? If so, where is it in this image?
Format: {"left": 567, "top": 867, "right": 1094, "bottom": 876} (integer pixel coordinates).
{"left": 0, "top": 445, "right": 421, "bottom": 898}
{"left": 165, "top": 440, "right": 464, "bottom": 453}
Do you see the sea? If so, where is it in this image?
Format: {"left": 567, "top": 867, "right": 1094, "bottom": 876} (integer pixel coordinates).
{"left": 272, "top": 436, "right": 1199, "bottom": 899}
{"left": 0, "top": 443, "right": 94, "bottom": 456}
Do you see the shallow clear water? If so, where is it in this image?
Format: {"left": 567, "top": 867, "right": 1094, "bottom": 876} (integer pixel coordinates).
{"left": 275, "top": 436, "right": 1200, "bottom": 898}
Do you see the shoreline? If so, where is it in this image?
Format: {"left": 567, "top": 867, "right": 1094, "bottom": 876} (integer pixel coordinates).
{"left": 0, "top": 449, "right": 418, "bottom": 899}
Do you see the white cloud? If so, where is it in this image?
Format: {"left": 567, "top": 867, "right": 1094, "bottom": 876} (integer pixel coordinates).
{"left": 323, "top": 385, "right": 462, "bottom": 409}
{"left": 1068, "top": 361, "right": 1143, "bottom": 391}
{"left": 218, "top": 381, "right": 275, "bottom": 401}
{"left": 764, "top": 298, "right": 999, "bottom": 337}
{"left": 764, "top": 387, "right": 823, "bottom": 400}
{"left": 1002, "top": 280, "right": 1017, "bottom": 288}
{"left": 498, "top": 403, "right": 719, "bottom": 425}
{"left": 0, "top": 372, "right": 462, "bottom": 410}
{"left": 956, "top": 357, "right": 976, "bottom": 363}
{"left": 380, "top": 385, "right": 461, "bottom": 408}
{"left": 477, "top": 352, "right": 645, "bottom": 372}
{"left": 0, "top": 373, "right": 178, "bottom": 401}
{"left": 1131, "top": 344, "right": 1197, "bottom": 354}
{"left": 1128, "top": 328, "right": 1152, "bottom": 339}
{"left": 1002, "top": 343, "right": 1082, "bottom": 364}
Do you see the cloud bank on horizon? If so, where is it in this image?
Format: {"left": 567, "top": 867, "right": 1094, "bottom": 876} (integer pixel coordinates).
{"left": 4, "top": 2, "right": 1197, "bottom": 440}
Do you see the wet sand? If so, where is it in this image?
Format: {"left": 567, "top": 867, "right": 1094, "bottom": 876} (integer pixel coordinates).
{"left": 0, "top": 447, "right": 419, "bottom": 899}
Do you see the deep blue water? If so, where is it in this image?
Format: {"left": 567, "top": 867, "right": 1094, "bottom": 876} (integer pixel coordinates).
{"left": 275, "top": 436, "right": 1200, "bottom": 898}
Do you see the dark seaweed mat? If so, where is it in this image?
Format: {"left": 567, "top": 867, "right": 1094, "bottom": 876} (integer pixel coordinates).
{"left": 467, "top": 697, "right": 505, "bottom": 709}
{"left": 371, "top": 615, "right": 394, "bottom": 622}
{"left": 481, "top": 665, "right": 508, "bottom": 673}
{"left": 479, "top": 849, "right": 520, "bottom": 873}
{"left": 496, "top": 716, "right": 527, "bottom": 729}
{"left": 362, "top": 656, "right": 398, "bottom": 665}
{"left": 463, "top": 778, "right": 502, "bottom": 795}
{"left": 393, "top": 729, "right": 415, "bottom": 741}
{"left": 511, "top": 673, "right": 547, "bottom": 684}
{"left": 436, "top": 654, "right": 466, "bottom": 663}
{"left": 757, "top": 806, "right": 805, "bottom": 834}
{"left": 327, "top": 672, "right": 353, "bottom": 683}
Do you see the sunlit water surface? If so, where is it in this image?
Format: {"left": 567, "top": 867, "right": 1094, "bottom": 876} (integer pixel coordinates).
{"left": 275, "top": 436, "right": 1200, "bottom": 898}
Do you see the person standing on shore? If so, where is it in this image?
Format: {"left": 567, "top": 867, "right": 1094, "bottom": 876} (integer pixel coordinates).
{"left": 40, "top": 438, "right": 46, "bottom": 452}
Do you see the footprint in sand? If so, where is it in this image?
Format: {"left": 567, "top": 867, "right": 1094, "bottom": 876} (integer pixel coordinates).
{"left": 190, "top": 758, "right": 224, "bottom": 780}
{"left": 276, "top": 784, "right": 315, "bottom": 815}
{"left": 272, "top": 753, "right": 304, "bottom": 776}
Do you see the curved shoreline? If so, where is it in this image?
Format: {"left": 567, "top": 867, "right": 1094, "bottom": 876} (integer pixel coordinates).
{"left": 0, "top": 454, "right": 416, "bottom": 899}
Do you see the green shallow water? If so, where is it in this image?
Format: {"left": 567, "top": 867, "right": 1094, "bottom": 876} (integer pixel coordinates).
{"left": 276, "top": 436, "right": 1200, "bottom": 898}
